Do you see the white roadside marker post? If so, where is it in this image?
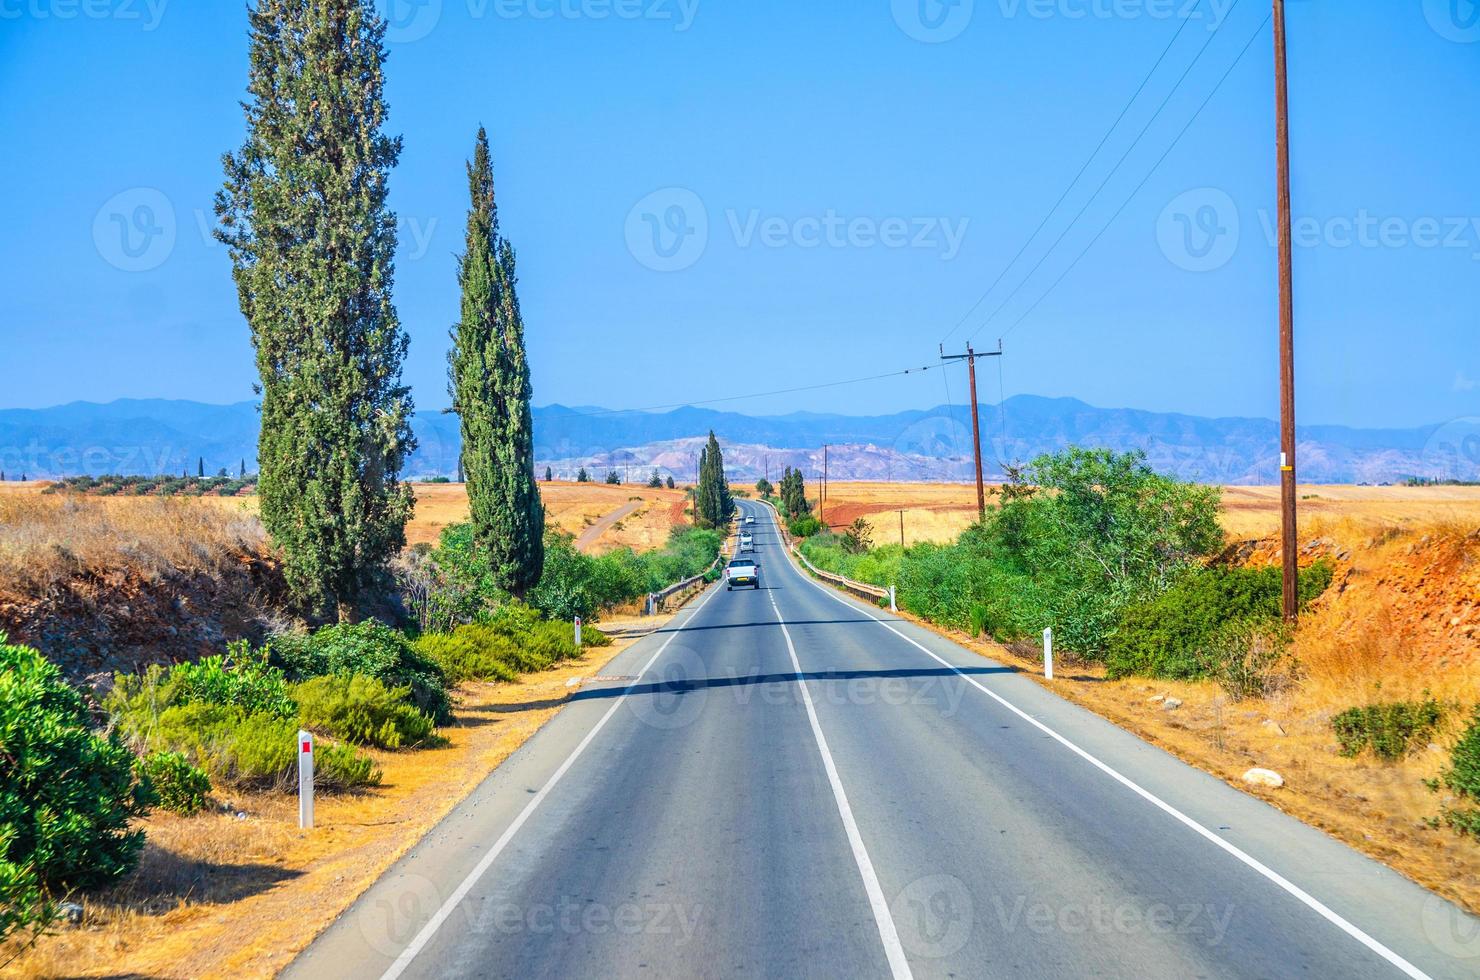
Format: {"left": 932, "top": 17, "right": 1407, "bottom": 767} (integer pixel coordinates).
{"left": 1043, "top": 627, "right": 1054, "bottom": 680}
{"left": 889, "top": 584, "right": 897, "bottom": 613}
{"left": 297, "top": 730, "right": 314, "bottom": 829}
{"left": 574, "top": 615, "right": 583, "bottom": 649}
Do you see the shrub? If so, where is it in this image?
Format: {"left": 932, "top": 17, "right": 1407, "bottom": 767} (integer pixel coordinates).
{"left": 414, "top": 632, "right": 519, "bottom": 684}
{"left": 137, "top": 750, "right": 211, "bottom": 816}
{"left": 414, "top": 615, "right": 610, "bottom": 685}
{"left": 1441, "top": 707, "right": 1480, "bottom": 833}
{"left": 1331, "top": 696, "right": 1444, "bottom": 761}
{"left": 789, "top": 515, "right": 823, "bottom": 538}
{"left": 270, "top": 620, "right": 451, "bottom": 724}
{"left": 168, "top": 642, "right": 296, "bottom": 718}
{"left": 1104, "top": 561, "right": 1334, "bottom": 680}
{"left": 292, "top": 675, "right": 436, "bottom": 749}
{"left": 1194, "top": 621, "right": 1294, "bottom": 701}
{"left": 1, "top": 638, "right": 154, "bottom": 941}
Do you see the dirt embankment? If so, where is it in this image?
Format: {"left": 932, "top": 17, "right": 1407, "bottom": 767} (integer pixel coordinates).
{"left": 0, "top": 492, "right": 287, "bottom": 689}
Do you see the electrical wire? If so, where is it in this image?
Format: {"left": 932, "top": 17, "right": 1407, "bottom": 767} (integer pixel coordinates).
{"left": 940, "top": 1, "right": 1204, "bottom": 344}
{"left": 997, "top": 13, "right": 1272, "bottom": 341}
{"left": 966, "top": 0, "right": 1245, "bottom": 343}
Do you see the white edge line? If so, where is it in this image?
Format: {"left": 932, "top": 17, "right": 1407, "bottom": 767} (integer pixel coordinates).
{"left": 378, "top": 583, "right": 723, "bottom": 980}
{"left": 767, "top": 587, "right": 914, "bottom": 980}
{"left": 761, "top": 501, "right": 1431, "bottom": 980}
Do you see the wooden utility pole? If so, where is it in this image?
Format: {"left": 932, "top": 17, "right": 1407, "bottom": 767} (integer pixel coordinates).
{"left": 821, "top": 444, "right": 829, "bottom": 525}
{"left": 1274, "top": 0, "right": 1298, "bottom": 622}
{"left": 899, "top": 509, "right": 905, "bottom": 547}
{"left": 940, "top": 342, "right": 1002, "bottom": 521}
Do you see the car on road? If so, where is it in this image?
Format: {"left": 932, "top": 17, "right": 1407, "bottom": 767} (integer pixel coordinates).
{"left": 744, "top": 515, "right": 755, "bottom": 525}
{"left": 739, "top": 531, "right": 754, "bottom": 552}
{"left": 725, "top": 558, "right": 760, "bottom": 590}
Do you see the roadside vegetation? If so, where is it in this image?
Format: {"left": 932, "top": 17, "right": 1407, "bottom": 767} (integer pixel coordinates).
{"left": 790, "top": 446, "right": 1480, "bottom": 865}
{"left": 44, "top": 474, "right": 259, "bottom": 497}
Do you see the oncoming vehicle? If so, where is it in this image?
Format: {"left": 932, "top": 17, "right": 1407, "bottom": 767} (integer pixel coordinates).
{"left": 744, "top": 514, "right": 755, "bottom": 525}
{"left": 725, "top": 558, "right": 760, "bottom": 590}
{"left": 739, "top": 531, "right": 754, "bottom": 552}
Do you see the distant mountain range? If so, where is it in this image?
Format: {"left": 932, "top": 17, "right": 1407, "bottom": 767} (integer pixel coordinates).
{"left": 1, "top": 396, "right": 1475, "bottom": 484}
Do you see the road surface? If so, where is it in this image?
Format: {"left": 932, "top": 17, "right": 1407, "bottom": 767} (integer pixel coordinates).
{"left": 288, "top": 501, "right": 1480, "bottom": 979}
{"left": 575, "top": 499, "right": 643, "bottom": 552}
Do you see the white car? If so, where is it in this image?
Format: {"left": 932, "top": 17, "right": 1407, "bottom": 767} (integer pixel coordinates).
{"left": 725, "top": 558, "right": 760, "bottom": 590}
{"left": 745, "top": 515, "right": 755, "bottom": 525}
{"left": 739, "top": 532, "right": 754, "bottom": 552}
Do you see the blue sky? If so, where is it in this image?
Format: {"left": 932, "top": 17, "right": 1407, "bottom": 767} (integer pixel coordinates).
{"left": 2, "top": 0, "right": 1476, "bottom": 428}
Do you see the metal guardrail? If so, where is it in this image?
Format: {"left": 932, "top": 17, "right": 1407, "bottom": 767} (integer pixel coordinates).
{"left": 642, "top": 554, "right": 723, "bottom": 615}
{"left": 755, "top": 499, "right": 892, "bottom": 605}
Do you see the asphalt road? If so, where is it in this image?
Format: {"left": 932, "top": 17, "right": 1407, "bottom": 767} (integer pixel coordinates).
{"left": 288, "top": 501, "right": 1480, "bottom": 979}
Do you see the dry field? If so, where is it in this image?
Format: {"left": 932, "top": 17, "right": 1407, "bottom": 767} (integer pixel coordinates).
{"left": 815, "top": 480, "right": 1480, "bottom": 544}
{"left": 0, "top": 481, "right": 691, "bottom": 555}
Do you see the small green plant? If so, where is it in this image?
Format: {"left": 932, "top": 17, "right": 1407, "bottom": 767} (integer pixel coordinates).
{"left": 1331, "top": 696, "right": 1444, "bottom": 761}
{"left": 170, "top": 642, "right": 296, "bottom": 718}
{"left": 1438, "top": 707, "right": 1480, "bottom": 836}
{"left": 788, "top": 515, "right": 823, "bottom": 538}
{"left": 270, "top": 620, "right": 451, "bottom": 724}
{"left": 293, "top": 674, "right": 437, "bottom": 749}
{"left": 1194, "top": 621, "right": 1294, "bottom": 701}
{"left": 137, "top": 750, "right": 212, "bottom": 815}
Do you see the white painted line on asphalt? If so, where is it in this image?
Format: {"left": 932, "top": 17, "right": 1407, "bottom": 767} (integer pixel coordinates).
{"left": 772, "top": 503, "right": 1431, "bottom": 980}
{"left": 378, "top": 583, "right": 725, "bottom": 980}
{"left": 768, "top": 588, "right": 914, "bottom": 980}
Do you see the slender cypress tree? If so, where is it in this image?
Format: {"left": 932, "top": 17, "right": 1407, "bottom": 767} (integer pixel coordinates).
{"left": 694, "top": 431, "right": 734, "bottom": 528}
{"left": 216, "top": 0, "right": 416, "bottom": 620}
{"left": 448, "top": 127, "right": 544, "bottom": 597}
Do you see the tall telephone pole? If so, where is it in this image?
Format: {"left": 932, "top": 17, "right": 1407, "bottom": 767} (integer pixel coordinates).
{"left": 1274, "top": 0, "right": 1298, "bottom": 622}
{"left": 941, "top": 341, "right": 1002, "bottom": 521}
{"left": 821, "top": 444, "right": 829, "bottom": 525}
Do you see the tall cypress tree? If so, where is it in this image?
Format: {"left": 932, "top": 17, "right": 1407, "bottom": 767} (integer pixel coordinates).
{"left": 216, "top": 0, "right": 415, "bottom": 620}
{"left": 695, "top": 431, "right": 733, "bottom": 528}
{"left": 447, "top": 127, "right": 544, "bottom": 597}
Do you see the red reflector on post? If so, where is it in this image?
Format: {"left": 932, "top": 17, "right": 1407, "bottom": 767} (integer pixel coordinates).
{"left": 301, "top": 740, "right": 311, "bottom": 753}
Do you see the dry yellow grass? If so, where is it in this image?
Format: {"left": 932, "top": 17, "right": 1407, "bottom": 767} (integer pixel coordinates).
{"left": 0, "top": 489, "right": 265, "bottom": 589}
{"left": 2, "top": 635, "right": 649, "bottom": 979}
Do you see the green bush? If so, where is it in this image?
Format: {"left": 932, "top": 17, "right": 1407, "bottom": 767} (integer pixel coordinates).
{"left": 1194, "top": 621, "right": 1294, "bottom": 701}
{"left": 292, "top": 675, "right": 436, "bottom": 749}
{"left": 1, "top": 638, "right": 154, "bottom": 941}
{"left": 1104, "top": 561, "right": 1334, "bottom": 680}
{"left": 168, "top": 642, "right": 296, "bottom": 718}
{"left": 788, "top": 515, "right": 823, "bottom": 538}
{"left": 414, "top": 614, "right": 610, "bottom": 685}
{"left": 1331, "top": 696, "right": 1444, "bottom": 760}
{"left": 1441, "top": 707, "right": 1480, "bottom": 838}
{"left": 414, "top": 632, "right": 519, "bottom": 684}
{"left": 270, "top": 621, "right": 451, "bottom": 725}
{"left": 137, "top": 751, "right": 211, "bottom": 816}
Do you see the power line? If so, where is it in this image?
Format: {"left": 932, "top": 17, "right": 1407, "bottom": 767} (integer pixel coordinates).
{"left": 940, "top": 2, "right": 1203, "bottom": 345}
{"left": 998, "top": 13, "right": 1273, "bottom": 341}
{"left": 561, "top": 363, "right": 944, "bottom": 417}
{"left": 966, "top": 0, "right": 1245, "bottom": 343}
